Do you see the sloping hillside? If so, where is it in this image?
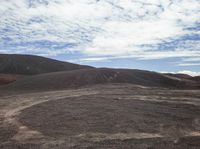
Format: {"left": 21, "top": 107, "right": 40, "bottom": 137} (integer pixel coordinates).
{"left": 2, "top": 68, "right": 198, "bottom": 92}
{"left": 0, "top": 54, "right": 199, "bottom": 91}
{"left": 0, "top": 74, "right": 24, "bottom": 86}
{"left": 0, "top": 54, "right": 92, "bottom": 75}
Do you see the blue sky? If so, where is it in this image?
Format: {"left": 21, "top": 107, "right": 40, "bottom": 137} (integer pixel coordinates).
{"left": 0, "top": 0, "right": 200, "bottom": 76}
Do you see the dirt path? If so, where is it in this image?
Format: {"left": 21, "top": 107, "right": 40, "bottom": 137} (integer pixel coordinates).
{"left": 0, "top": 89, "right": 99, "bottom": 144}
{"left": 1, "top": 86, "right": 200, "bottom": 148}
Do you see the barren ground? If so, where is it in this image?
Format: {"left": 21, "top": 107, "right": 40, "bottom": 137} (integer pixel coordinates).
{"left": 0, "top": 84, "right": 200, "bottom": 149}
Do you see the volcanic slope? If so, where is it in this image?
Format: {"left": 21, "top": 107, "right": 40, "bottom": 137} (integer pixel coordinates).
{"left": 1, "top": 68, "right": 199, "bottom": 93}
{"left": 0, "top": 54, "right": 92, "bottom": 75}
{"left": 192, "top": 76, "right": 200, "bottom": 82}
{"left": 0, "top": 74, "right": 24, "bottom": 86}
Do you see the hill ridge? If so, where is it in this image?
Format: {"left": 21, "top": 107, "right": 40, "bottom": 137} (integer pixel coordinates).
{"left": 0, "top": 54, "right": 92, "bottom": 75}
{"left": 1, "top": 68, "right": 199, "bottom": 92}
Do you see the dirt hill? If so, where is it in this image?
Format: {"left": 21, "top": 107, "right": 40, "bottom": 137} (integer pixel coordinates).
{"left": 2, "top": 68, "right": 198, "bottom": 92}
{"left": 0, "top": 54, "right": 199, "bottom": 91}
{"left": 0, "top": 54, "right": 92, "bottom": 75}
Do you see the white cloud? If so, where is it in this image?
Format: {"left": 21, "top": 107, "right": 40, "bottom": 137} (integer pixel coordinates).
{"left": 0, "top": 0, "right": 199, "bottom": 61}
{"left": 178, "top": 63, "right": 200, "bottom": 67}
{"left": 162, "top": 70, "right": 200, "bottom": 76}
{"left": 78, "top": 57, "right": 112, "bottom": 62}
{"left": 177, "top": 70, "right": 200, "bottom": 76}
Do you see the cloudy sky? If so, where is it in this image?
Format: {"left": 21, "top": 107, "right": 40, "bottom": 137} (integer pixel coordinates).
{"left": 0, "top": 0, "right": 200, "bottom": 75}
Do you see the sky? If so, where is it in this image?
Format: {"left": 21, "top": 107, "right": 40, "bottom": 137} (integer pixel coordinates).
{"left": 0, "top": 0, "right": 200, "bottom": 76}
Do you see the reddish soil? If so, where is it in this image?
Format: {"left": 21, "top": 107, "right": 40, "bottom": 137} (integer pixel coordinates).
{"left": 0, "top": 74, "right": 24, "bottom": 86}
{"left": 0, "top": 84, "right": 200, "bottom": 149}
{"left": 0, "top": 54, "right": 200, "bottom": 148}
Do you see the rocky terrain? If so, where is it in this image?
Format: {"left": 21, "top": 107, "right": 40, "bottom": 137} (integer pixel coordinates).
{"left": 0, "top": 54, "right": 200, "bottom": 149}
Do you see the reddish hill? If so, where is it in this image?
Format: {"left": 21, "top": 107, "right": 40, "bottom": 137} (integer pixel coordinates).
{"left": 0, "top": 74, "right": 24, "bottom": 86}
{"left": 0, "top": 54, "right": 199, "bottom": 92}
{"left": 1, "top": 68, "right": 198, "bottom": 92}
{"left": 0, "top": 54, "right": 92, "bottom": 75}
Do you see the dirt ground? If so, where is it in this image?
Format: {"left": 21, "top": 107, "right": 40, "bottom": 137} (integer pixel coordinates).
{"left": 0, "top": 84, "right": 200, "bottom": 149}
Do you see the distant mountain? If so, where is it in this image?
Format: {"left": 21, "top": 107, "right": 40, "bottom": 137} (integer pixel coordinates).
{"left": 0, "top": 54, "right": 92, "bottom": 75}
{"left": 164, "top": 73, "right": 192, "bottom": 79}
{"left": 0, "top": 54, "right": 199, "bottom": 92}
{"left": 2, "top": 68, "right": 199, "bottom": 92}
